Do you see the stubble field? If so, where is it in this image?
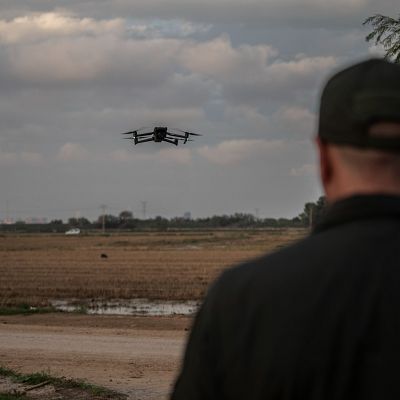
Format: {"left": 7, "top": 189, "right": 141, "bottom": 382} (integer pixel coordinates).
{"left": 1, "top": 229, "right": 308, "bottom": 399}
{"left": 0, "top": 229, "right": 306, "bottom": 307}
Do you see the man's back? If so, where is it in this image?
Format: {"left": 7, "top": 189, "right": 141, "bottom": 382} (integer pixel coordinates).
{"left": 172, "top": 195, "right": 400, "bottom": 399}
{"left": 172, "top": 58, "right": 400, "bottom": 400}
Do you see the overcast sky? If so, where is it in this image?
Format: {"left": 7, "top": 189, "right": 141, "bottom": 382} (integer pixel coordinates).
{"left": 0, "top": 0, "right": 396, "bottom": 221}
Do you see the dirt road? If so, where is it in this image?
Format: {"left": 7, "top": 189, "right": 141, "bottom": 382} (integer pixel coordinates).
{"left": 0, "top": 313, "right": 191, "bottom": 400}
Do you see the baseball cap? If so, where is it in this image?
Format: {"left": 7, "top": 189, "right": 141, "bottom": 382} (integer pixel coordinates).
{"left": 318, "top": 58, "right": 400, "bottom": 151}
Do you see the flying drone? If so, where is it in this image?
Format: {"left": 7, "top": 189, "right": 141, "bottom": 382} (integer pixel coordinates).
{"left": 121, "top": 126, "right": 201, "bottom": 146}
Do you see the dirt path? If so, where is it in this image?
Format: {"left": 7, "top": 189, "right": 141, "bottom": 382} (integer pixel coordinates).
{"left": 0, "top": 314, "right": 191, "bottom": 400}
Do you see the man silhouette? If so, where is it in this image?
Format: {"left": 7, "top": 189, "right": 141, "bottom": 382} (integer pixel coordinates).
{"left": 171, "top": 59, "right": 400, "bottom": 400}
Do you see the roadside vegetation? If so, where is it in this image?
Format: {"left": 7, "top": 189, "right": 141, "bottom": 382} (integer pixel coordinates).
{"left": 0, "top": 304, "right": 58, "bottom": 316}
{"left": 0, "top": 197, "right": 326, "bottom": 233}
{"left": 0, "top": 366, "right": 126, "bottom": 399}
{"left": 0, "top": 394, "right": 26, "bottom": 400}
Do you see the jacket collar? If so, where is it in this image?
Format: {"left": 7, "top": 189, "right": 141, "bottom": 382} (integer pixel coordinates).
{"left": 313, "top": 194, "right": 400, "bottom": 234}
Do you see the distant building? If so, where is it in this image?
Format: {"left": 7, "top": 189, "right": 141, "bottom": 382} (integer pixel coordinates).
{"left": 183, "top": 212, "right": 192, "bottom": 220}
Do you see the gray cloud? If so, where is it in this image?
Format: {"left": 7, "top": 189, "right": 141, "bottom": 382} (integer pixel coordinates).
{"left": 1, "top": 0, "right": 398, "bottom": 27}
{"left": 0, "top": 2, "right": 383, "bottom": 220}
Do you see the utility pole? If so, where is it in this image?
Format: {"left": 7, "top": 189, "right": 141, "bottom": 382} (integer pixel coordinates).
{"left": 100, "top": 204, "right": 107, "bottom": 234}
{"left": 141, "top": 201, "right": 147, "bottom": 220}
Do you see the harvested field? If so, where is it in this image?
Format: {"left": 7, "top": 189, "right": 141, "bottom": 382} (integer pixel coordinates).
{"left": 0, "top": 229, "right": 306, "bottom": 306}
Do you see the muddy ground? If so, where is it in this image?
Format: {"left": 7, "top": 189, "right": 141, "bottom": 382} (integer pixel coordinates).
{"left": 0, "top": 313, "right": 191, "bottom": 400}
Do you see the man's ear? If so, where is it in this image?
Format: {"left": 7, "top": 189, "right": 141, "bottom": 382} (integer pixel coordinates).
{"left": 315, "top": 136, "right": 332, "bottom": 193}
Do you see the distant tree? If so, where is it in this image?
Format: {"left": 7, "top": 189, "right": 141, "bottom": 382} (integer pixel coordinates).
{"left": 314, "top": 196, "right": 327, "bottom": 223}
{"left": 106, "top": 214, "right": 119, "bottom": 227}
{"left": 118, "top": 210, "right": 136, "bottom": 230}
{"left": 68, "top": 217, "right": 79, "bottom": 226}
{"left": 263, "top": 218, "right": 279, "bottom": 227}
{"left": 277, "top": 218, "right": 292, "bottom": 227}
{"left": 298, "top": 196, "right": 327, "bottom": 227}
{"left": 68, "top": 217, "right": 91, "bottom": 227}
{"left": 290, "top": 216, "right": 304, "bottom": 227}
{"left": 232, "top": 213, "right": 256, "bottom": 227}
{"left": 78, "top": 217, "right": 91, "bottom": 227}
{"left": 364, "top": 14, "right": 400, "bottom": 63}
{"left": 49, "top": 219, "right": 63, "bottom": 225}
{"left": 97, "top": 214, "right": 119, "bottom": 229}
{"left": 153, "top": 216, "right": 169, "bottom": 231}
{"left": 119, "top": 210, "right": 133, "bottom": 222}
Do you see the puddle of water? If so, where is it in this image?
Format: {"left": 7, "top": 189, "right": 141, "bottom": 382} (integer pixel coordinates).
{"left": 50, "top": 298, "right": 199, "bottom": 316}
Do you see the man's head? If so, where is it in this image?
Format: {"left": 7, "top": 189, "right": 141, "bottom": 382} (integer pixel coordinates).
{"left": 317, "top": 59, "right": 400, "bottom": 202}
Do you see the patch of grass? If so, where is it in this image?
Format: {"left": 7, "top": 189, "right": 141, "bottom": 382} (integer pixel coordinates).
{"left": 0, "top": 366, "right": 124, "bottom": 399}
{"left": 61, "top": 378, "right": 114, "bottom": 396}
{"left": 71, "top": 304, "right": 88, "bottom": 315}
{"left": 13, "top": 371, "right": 52, "bottom": 385}
{"left": 0, "top": 394, "right": 27, "bottom": 400}
{"left": 0, "top": 304, "right": 58, "bottom": 316}
{"left": 0, "top": 367, "right": 16, "bottom": 378}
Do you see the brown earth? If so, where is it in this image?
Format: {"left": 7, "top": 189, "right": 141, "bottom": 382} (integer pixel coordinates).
{"left": 0, "top": 313, "right": 191, "bottom": 400}
{"left": 0, "top": 230, "right": 307, "bottom": 399}
{"left": 0, "top": 229, "right": 306, "bottom": 305}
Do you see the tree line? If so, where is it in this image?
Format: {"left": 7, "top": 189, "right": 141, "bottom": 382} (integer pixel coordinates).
{"left": 1, "top": 197, "right": 327, "bottom": 233}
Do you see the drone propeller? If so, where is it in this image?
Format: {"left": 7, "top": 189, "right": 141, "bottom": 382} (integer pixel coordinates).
{"left": 172, "top": 128, "right": 202, "bottom": 136}
{"left": 121, "top": 131, "right": 137, "bottom": 135}
{"left": 121, "top": 127, "right": 151, "bottom": 135}
{"left": 167, "top": 133, "right": 186, "bottom": 138}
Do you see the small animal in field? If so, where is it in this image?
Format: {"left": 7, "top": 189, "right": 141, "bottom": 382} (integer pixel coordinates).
{"left": 100, "top": 253, "right": 108, "bottom": 259}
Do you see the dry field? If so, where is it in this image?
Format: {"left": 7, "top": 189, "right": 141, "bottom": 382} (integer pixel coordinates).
{"left": 0, "top": 229, "right": 306, "bottom": 306}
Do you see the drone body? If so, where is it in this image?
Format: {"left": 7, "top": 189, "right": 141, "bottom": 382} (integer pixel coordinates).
{"left": 122, "top": 126, "right": 201, "bottom": 146}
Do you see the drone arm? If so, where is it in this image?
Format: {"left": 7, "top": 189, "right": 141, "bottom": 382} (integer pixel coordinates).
{"left": 136, "top": 132, "right": 153, "bottom": 137}
{"left": 135, "top": 137, "right": 155, "bottom": 145}
{"left": 167, "top": 132, "right": 186, "bottom": 139}
{"left": 163, "top": 138, "right": 179, "bottom": 146}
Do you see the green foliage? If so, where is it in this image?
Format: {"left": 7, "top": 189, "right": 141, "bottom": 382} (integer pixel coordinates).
{"left": 73, "top": 305, "right": 88, "bottom": 314}
{"left": 0, "top": 366, "right": 122, "bottom": 398}
{"left": 298, "top": 196, "right": 327, "bottom": 227}
{"left": 13, "top": 371, "right": 52, "bottom": 385}
{"left": 0, "top": 394, "right": 27, "bottom": 400}
{"left": 364, "top": 14, "right": 400, "bottom": 63}
{"left": 0, "top": 366, "right": 15, "bottom": 378}
{"left": 0, "top": 304, "right": 58, "bottom": 316}
{"left": 119, "top": 210, "right": 133, "bottom": 221}
{"left": 96, "top": 214, "right": 120, "bottom": 229}
{"left": 14, "top": 221, "right": 26, "bottom": 226}
{"left": 68, "top": 217, "right": 91, "bottom": 227}
{"left": 1, "top": 198, "right": 328, "bottom": 232}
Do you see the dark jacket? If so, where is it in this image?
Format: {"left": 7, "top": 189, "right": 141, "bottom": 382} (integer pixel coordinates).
{"left": 171, "top": 195, "right": 400, "bottom": 400}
